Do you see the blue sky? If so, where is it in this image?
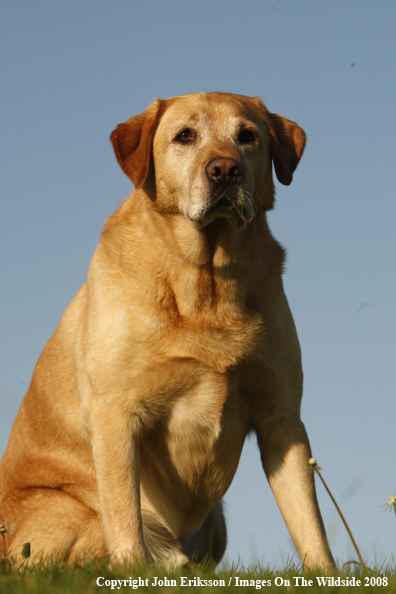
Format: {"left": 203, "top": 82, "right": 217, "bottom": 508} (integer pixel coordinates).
{"left": 1, "top": 0, "right": 395, "bottom": 568}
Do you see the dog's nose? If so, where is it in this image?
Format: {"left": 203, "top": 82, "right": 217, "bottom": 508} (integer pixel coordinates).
{"left": 205, "top": 158, "right": 242, "bottom": 185}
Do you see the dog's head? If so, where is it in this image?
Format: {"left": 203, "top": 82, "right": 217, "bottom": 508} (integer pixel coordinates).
{"left": 111, "top": 92, "right": 306, "bottom": 229}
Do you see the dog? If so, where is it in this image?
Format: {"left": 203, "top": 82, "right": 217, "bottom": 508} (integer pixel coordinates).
{"left": 0, "top": 92, "right": 333, "bottom": 568}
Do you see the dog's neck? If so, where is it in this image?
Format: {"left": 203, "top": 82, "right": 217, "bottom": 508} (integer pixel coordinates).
{"left": 102, "top": 189, "right": 284, "bottom": 322}
{"left": 162, "top": 213, "right": 250, "bottom": 268}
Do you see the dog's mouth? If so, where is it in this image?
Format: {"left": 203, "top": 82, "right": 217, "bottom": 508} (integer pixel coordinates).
{"left": 188, "top": 192, "right": 254, "bottom": 230}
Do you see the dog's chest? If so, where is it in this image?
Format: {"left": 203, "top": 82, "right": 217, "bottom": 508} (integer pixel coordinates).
{"left": 141, "top": 364, "right": 249, "bottom": 504}
{"left": 167, "top": 373, "right": 248, "bottom": 446}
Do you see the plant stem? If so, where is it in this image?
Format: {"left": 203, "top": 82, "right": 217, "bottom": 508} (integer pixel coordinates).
{"left": 313, "top": 465, "right": 366, "bottom": 569}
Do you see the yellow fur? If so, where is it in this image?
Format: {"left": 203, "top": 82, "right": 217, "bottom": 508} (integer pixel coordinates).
{"left": 0, "top": 92, "right": 332, "bottom": 569}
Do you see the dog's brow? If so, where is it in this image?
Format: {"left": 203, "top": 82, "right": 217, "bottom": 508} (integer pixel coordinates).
{"left": 209, "top": 114, "right": 256, "bottom": 137}
{"left": 164, "top": 112, "right": 201, "bottom": 134}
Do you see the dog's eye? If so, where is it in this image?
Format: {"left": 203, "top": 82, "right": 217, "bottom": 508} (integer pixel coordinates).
{"left": 238, "top": 129, "right": 256, "bottom": 145}
{"left": 174, "top": 129, "right": 193, "bottom": 143}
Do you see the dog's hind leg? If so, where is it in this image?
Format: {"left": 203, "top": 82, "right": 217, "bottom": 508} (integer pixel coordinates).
{"left": 3, "top": 489, "right": 106, "bottom": 564}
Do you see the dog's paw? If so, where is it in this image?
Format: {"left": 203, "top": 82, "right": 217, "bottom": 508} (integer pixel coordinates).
{"left": 160, "top": 549, "right": 190, "bottom": 570}
{"left": 109, "top": 543, "right": 150, "bottom": 569}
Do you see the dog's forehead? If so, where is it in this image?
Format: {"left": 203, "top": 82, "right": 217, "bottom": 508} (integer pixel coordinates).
{"left": 157, "top": 92, "right": 265, "bottom": 137}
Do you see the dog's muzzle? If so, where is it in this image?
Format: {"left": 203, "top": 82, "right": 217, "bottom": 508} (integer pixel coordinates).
{"left": 187, "top": 157, "right": 253, "bottom": 229}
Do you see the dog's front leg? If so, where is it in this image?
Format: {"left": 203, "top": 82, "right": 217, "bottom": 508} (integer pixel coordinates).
{"left": 88, "top": 402, "right": 149, "bottom": 565}
{"left": 257, "top": 417, "right": 333, "bottom": 570}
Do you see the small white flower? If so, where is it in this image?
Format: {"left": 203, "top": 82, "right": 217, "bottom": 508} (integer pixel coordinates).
{"left": 386, "top": 494, "right": 396, "bottom": 511}
{"left": 308, "top": 457, "right": 321, "bottom": 471}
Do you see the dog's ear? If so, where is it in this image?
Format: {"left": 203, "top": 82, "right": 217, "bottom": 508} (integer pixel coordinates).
{"left": 110, "top": 99, "right": 166, "bottom": 189}
{"left": 267, "top": 113, "right": 306, "bottom": 186}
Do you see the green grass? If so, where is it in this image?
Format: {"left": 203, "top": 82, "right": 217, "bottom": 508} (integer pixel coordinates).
{"left": 2, "top": 459, "right": 395, "bottom": 592}
{"left": 1, "top": 559, "right": 396, "bottom": 594}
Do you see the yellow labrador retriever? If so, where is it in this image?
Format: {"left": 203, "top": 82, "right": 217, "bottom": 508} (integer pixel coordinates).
{"left": 0, "top": 92, "right": 333, "bottom": 568}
